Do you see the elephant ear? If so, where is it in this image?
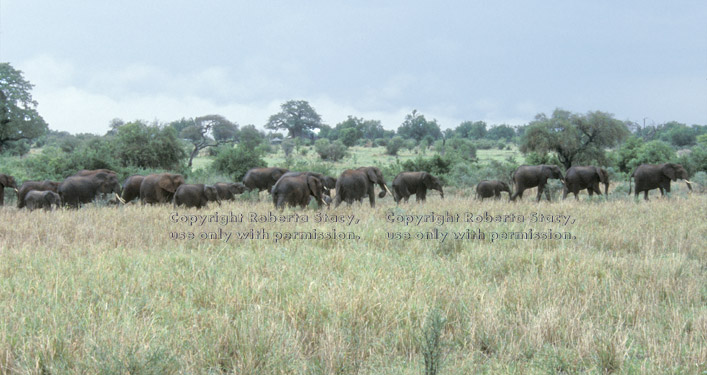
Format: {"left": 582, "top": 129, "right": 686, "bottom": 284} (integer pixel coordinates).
{"left": 366, "top": 168, "right": 379, "bottom": 183}
{"left": 272, "top": 169, "right": 285, "bottom": 180}
{"left": 306, "top": 176, "right": 321, "bottom": 196}
{"left": 159, "top": 175, "right": 178, "bottom": 193}
{"left": 0, "top": 174, "right": 8, "bottom": 187}
{"left": 661, "top": 164, "right": 677, "bottom": 180}
{"left": 597, "top": 168, "right": 609, "bottom": 184}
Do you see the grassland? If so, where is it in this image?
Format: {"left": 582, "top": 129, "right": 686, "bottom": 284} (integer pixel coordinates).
{"left": 1, "top": 190, "right": 705, "bottom": 374}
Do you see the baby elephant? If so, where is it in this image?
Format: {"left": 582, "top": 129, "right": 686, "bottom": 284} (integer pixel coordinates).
{"left": 476, "top": 180, "right": 512, "bottom": 200}
{"left": 25, "top": 190, "right": 62, "bottom": 211}
{"left": 173, "top": 184, "right": 221, "bottom": 209}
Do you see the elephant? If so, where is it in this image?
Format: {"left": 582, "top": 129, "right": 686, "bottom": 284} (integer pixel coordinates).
{"left": 271, "top": 174, "right": 327, "bottom": 209}
{"left": 58, "top": 172, "right": 122, "bottom": 208}
{"left": 334, "top": 166, "right": 391, "bottom": 208}
{"left": 243, "top": 167, "right": 289, "bottom": 195}
{"left": 16, "top": 180, "right": 60, "bottom": 208}
{"left": 213, "top": 182, "right": 247, "bottom": 201}
{"left": 271, "top": 171, "right": 337, "bottom": 197}
{"left": 391, "top": 171, "right": 444, "bottom": 204}
{"left": 120, "top": 175, "right": 145, "bottom": 203}
{"left": 510, "top": 165, "right": 565, "bottom": 202}
{"left": 24, "top": 190, "right": 62, "bottom": 211}
{"left": 140, "top": 173, "right": 185, "bottom": 204}
{"left": 0, "top": 173, "right": 18, "bottom": 206}
{"left": 562, "top": 166, "right": 609, "bottom": 200}
{"left": 629, "top": 163, "right": 692, "bottom": 200}
{"left": 173, "top": 184, "right": 221, "bottom": 209}
{"left": 475, "top": 180, "right": 511, "bottom": 200}
{"left": 74, "top": 169, "right": 118, "bottom": 177}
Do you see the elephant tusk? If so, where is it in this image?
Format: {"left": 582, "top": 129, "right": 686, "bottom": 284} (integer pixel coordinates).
{"left": 384, "top": 185, "right": 392, "bottom": 195}
{"left": 115, "top": 193, "right": 126, "bottom": 204}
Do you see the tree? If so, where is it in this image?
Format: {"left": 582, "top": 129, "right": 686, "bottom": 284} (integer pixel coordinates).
{"left": 314, "top": 139, "right": 348, "bottom": 161}
{"left": 113, "top": 120, "right": 186, "bottom": 169}
{"left": 520, "top": 109, "right": 629, "bottom": 170}
{"left": 265, "top": 100, "right": 323, "bottom": 139}
{"left": 397, "top": 110, "right": 442, "bottom": 142}
{"left": 487, "top": 125, "right": 516, "bottom": 141}
{"left": 177, "top": 114, "right": 239, "bottom": 167}
{"left": 211, "top": 144, "right": 266, "bottom": 181}
{"left": 455, "top": 121, "right": 487, "bottom": 139}
{"left": 0, "top": 63, "right": 49, "bottom": 152}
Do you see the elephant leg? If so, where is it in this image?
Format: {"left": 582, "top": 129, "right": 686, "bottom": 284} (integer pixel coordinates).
{"left": 644, "top": 190, "right": 649, "bottom": 201}
{"left": 368, "top": 187, "right": 375, "bottom": 207}
{"left": 536, "top": 186, "right": 544, "bottom": 202}
{"left": 562, "top": 187, "right": 569, "bottom": 200}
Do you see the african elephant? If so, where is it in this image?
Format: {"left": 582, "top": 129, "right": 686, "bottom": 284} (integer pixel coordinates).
{"left": 334, "top": 166, "right": 391, "bottom": 208}
{"left": 392, "top": 171, "right": 444, "bottom": 204}
{"left": 121, "top": 175, "right": 145, "bottom": 203}
{"left": 0, "top": 173, "right": 18, "bottom": 206}
{"left": 562, "top": 166, "right": 609, "bottom": 200}
{"left": 629, "top": 163, "right": 692, "bottom": 200}
{"left": 140, "top": 173, "right": 185, "bottom": 204}
{"left": 16, "top": 180, "right": 60, "bottom": 208}
{"left": 213, "top": 182, "right": 246, "bottom": 201}
{"left": 74, "top": 169, "right": 118, "bottom": 177}
{"left": 271, "top": 172, "right": 337, "bottom": 197}
{"left": 25, "top": 190, "right": 62, "bottom": 211}
{"left": 58, "top": 172, "right": 122, "bottom": 208}
{"left": 476, "top": 180, "right": 511, "bottom": 200}
{"left": 173, "top": 184, "right": 221, "bottom": 209}
{"left": 243, "top": 167, "right": 289, "bottom": 195}
{"left": 271, "top": 174, "right": 327, "bottom": 209}
{"left": 510, "top": 165, "right": 565, "bottom": 202}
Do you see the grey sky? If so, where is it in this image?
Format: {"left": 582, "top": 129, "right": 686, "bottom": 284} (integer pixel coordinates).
{"left": 1, "top": 1, "right": 705, "bottom": 134}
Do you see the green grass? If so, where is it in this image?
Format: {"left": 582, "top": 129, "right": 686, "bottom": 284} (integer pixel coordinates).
{"left": 1, "top": 194, "right": 705, "bottom": 374}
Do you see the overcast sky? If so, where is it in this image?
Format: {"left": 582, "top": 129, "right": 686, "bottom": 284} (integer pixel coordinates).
{"left": 1, "top": 1, "right": 705, "bottom": 135}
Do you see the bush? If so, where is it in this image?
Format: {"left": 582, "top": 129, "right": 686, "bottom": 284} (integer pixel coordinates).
{"left": 314, "top": 139, "right": 348, "bottom": 161}
{"left": 211, "top": 145, "right": 266, "bottom": 181}
{"left": 386, "top": 136, "right": 404, "bottom": 156}
{"left": 691, "top": 171, "right": 707, "bottom": 193}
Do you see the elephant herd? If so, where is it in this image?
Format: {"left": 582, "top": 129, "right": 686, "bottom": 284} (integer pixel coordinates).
{"left": 0, "top": 162, "right": 694, "bottom": 211}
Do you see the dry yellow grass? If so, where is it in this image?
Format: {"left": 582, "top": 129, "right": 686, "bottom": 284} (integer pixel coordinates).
{"left": 0, "top": 194, "right": 705, "bottom": 374}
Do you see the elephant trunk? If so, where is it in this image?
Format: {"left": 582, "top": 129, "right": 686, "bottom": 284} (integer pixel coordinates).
{"left": 685, "top": 180, "right": 692, "bottom": 191}
{"left": 604, "top": 182, "right": 609, "bottom": 196}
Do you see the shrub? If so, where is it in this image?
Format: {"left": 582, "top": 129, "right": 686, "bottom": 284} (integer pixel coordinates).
{"left": 386, "top": 136, "right": 404, "bottom": 156}
{"left": 314, "top": 139, "right": 348, "bottom": 161}
{"left": 211, "top": 145, "right": 266, "bottom": 181}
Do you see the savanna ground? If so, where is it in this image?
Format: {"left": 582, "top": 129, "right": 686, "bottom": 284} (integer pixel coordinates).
{"left": 0, "top": 185, "right": 705, "bottom": 374}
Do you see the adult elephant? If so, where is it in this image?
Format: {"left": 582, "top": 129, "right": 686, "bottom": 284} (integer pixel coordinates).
{"left": 510, "top": 165, "right": 565, "bottom": 202}
{"left": 140, "top": 173, "right": 185, "bottom": 204}
{"left": 0, "top": 173, "right": 18, "bottom": 206}
{"left": 271, "top": 172, "right": 337, "bottom": 196}
{"left": 392, "top": 171, "right": 444, "bottom": 204}
{"left": 271, "top": 174, "right": 327, "bottom": 209}
{"left": 243, "top": 167, "right": 289, "bottom": 194}
{"left": 629, "top": 163, "right": 692, "bottom": 200}
{"left": 16, "top": 180, "right": 60, "bottom": 208}
{"left": 120, "top": 175, "right": 145, "bottom": 203}
{"left": 562, "top": 166, "right": 609, "bottom": 200}
{"left": 173, "top": 184, "right": 221, "bottom": 209}
{"left": 476, "top": 180, "right": 511, "bottom": 200}
{"left": 74, "top": 169, "right": 118, "bottom": 177}
{"left": 334, "top": 166, "right": 391, "bottom": 208}
{"left": 213, "top": 182, "right": 246, "bottom": 201}
{"left": 25, "top": 190, "right": 62, "bottom": 211}
{"left": 58, "top": 172, "right": 122, "bottom": 209}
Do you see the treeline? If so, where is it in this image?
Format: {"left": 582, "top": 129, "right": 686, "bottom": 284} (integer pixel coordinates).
{"left": 1, "top": 62, "right": 706, "bottom": 191}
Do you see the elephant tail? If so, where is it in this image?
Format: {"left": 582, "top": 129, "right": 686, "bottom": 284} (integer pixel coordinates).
{"left": 628, "top": 173, "right": 633, "bottom": 195}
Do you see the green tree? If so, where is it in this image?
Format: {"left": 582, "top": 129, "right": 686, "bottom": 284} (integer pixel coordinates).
{"left": 0, "top": 63, "right": 49, "bottom": 152}
{"left": 314, "top": 139, "right": 348, "bottom": 161}
{"left": 520, "top": 109, "right": 629, "bottom": 170}
{"left": 630, "top": 140, "right": 676, "bottom": 171}
{"left": 113, "top": 120, "right": 186, "bottom": 169}
{"left": 177, "top": 114, "right": 239, "bottom": 167}
{"left": 397, "top": 110, "right": 442, "bottom": 142}
{"left": 455, "top": 121, "right": 487, "bottom": 139}
{"left": 211, "top": 144, "right": 266, "bottom": 181}
{"left": 487, "top": 125, "right": 516, "bottom": 141}
{"left": 265, "top": 100, "right": 323, "bottom": 139}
